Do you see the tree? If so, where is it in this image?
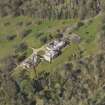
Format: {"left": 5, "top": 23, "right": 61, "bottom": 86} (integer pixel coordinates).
{"left": 15, "top": 42, "right": 28, "bottom": 53}
{"left": 63, "top": 63, "right": 73, "bottom": 71}
{"left": 99, "top": 31, "right": 105, "bottom": 51}
{"left": 101, "top": 0, "right": 105, "bottom": 12}
{"left": 78, "top": 0, "right": 87, "bottom": 20}
{"left": 0, "top": 0, "right": 101, "bottom": 19}
{"left": 40, "top": 36, "right": 48, "bottom": 44}
{"left": 99, "top": 13, "right": 105, "bottom": 51}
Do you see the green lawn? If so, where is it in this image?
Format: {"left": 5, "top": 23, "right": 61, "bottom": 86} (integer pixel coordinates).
{"left": 0, "top": 16, "right": 77, "bottom": 59}
{"left": 75, "top": 16, "right": 101, "bottom": 41}
{"left": 75, "top": 15, "right": 101, "bottom": 56}
{"left": 1, "top": 15, "right": 101, "bottom": 80}
{"left": 13, "top": 43, "right": 80, "bottom": 80}
{"left": 29, "top": 16, "right": 101, "bottom": 77}
{"left": 37, "top": 46, "right": 74, "bottom": 72}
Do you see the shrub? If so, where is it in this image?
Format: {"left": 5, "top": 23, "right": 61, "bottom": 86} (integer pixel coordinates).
{"left": 17, "top": 21, "right": 23, "bottom": 26}
{"left": 4, "top": 22, "right": 10, "bottom": 26}
{"left": 6, "top": 34, "right": 16, "bottom": 41}
{"left": 26, "top": 21, "right": 32, "bottom": 26}
{"left": 36, "top": 20, "right": 42, "bottom": 25}
{"left": 36, "top": 32, "right": 43, "bottom": 38}
{"left": 86, "top": 31, "right": 89, "bottom": 34}
{"left": 48, "top": 34, "right": 53, "bottom": 41}
{"left": 55, "top": 33, "right": 63, "bottom": 39}
{"left": 40, "top": 36, "right": 48, "bottom": 44}
{"left": 15, "top": 42, "right": 28, "bottom": 53}
{"left": 88, "top": 19, "right": 93, "bottom": 24}
{"left": 62, "top": 21, "right": 66, "bottom": 25}
{"left": 63, "top": 63, "right": 73, "bottom": 71}
{"left": 21, "top": 29, "right": 32, "bottom": 38}
{"left": 77, "top": 21, "right": 84, "bottom": 28}
{"left": 17, "top": 52, "right": 27, "bottom": 62}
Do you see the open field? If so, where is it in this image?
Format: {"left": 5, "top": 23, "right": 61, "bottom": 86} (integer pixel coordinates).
{"left": 12, "top": 15, "right": 101, "bottom": 80}
{"left": 0, "top": 16, "right": 77, "bottom": 59}
{"left": 0, "top": 1, "right": 105, "bottom": 105}
{"left": 0, "top": 14, "right": 101, "bottom": 80}
{"left": 36, "top": 16, "right": 101, "bottom": 73}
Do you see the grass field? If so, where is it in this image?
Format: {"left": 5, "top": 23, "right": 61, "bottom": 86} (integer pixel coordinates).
{"left": 31, "top": 15, "right": 101, "bottom": 77}
{"left": 75, "top": 15, "right": 101, "bottom": 56}
{"left": 0, "top": 15, "right": 101, "bottom": 79}
{"left": 14, "top": 15, "right": 101, "bottom": 79}
{"left": 0, "top": 16, "right": 77, "bottom": 59}
{"left": 38, "top": 15, "right": 101, "bottom": 69}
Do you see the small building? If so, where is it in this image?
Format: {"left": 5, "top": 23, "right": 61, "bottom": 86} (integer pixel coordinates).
{"left": 21, "top": 53, "right": 38, "bottom": 69}
{"left": 43, "top": 50, "right": 59, "bottom": 62}
{"left": 43, "top": 39, "right": 66, "bottom": 62}
{"left": 21, "top": 59, "right": 32, "bottom": 69}
{"left": 46, "top": 39, "right": 66, "bottom": 51}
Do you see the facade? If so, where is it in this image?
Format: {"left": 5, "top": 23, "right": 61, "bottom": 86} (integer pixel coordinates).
{"left": 43, "top": 50, "right": 59, "bottom": 62}
{"left": 21, "top": 59, "right": 32, "bottom": 69}
{"left": 43, "top": 39, "right": 66, "bottom": 62}
{"left": 47, "top": 40, "right": 66, "bottom": 51}
{"left": 21, "top": 53, "right": 38, "bottom": 69}
{"left": 18, "top": 34, "right": 81, "bottom": 69}
{"left": 20, "top": 39, "right": 68, "bottom": 67}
